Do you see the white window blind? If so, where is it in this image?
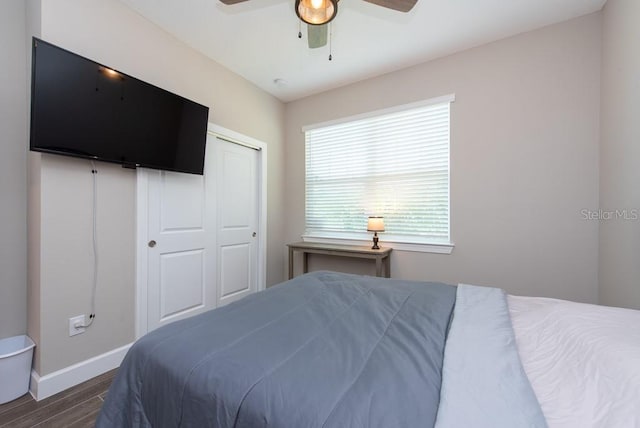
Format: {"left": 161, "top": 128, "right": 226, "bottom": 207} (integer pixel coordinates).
{"left": 304, "top": 96, "right": 452, "bottom": 245}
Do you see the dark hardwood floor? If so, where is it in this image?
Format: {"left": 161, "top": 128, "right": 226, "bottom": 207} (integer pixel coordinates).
{"left": 0, "top": 369, "right": 116, "bottom": 428}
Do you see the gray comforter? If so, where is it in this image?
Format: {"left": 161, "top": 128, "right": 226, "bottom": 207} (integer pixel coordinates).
{"left": 97, "top": 271, "right": 546, "bottom": 427}
{"left": 97, "top": 271, "right": 456, "bottom": 427}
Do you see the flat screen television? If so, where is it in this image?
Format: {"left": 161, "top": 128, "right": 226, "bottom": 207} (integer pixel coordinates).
{"left": 30, "top": 38, "right": 210, "bottom": 175}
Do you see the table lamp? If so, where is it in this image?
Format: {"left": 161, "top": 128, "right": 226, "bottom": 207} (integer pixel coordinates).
{"left": 367, "top": 216, "right": 385, "bottom": 250}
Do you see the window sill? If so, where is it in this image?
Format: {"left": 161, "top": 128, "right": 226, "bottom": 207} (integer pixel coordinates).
{"left": 301, "top": 234, "right": 454, "bottom": 254}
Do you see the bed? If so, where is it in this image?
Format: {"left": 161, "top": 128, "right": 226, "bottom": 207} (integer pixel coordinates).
{"left": 96, "top": 271, "right": 640, "bottom": 427}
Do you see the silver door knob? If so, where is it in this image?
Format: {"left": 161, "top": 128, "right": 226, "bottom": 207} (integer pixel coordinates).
{"left": 148, "top": 240, "right": 157, "bottom": 248}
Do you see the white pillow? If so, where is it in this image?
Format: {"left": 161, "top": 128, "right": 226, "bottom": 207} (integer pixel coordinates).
{"left": 508, "top": 295, "right": 640, "bottom": 428}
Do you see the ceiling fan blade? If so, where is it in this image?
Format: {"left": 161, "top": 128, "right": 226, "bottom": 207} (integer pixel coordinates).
{"left": 362, "top": 0, "right": 417, "bottom": 13}
{"left": 218, "top": 0, "right": 249, "bottom": 4}
{"left": 307, "top": 24, "right": 328, "bottom": 49}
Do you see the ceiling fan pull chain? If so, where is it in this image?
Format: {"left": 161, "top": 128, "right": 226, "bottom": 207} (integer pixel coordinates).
{"left": 328, "top": 23, "right": 333, "bottom": 61}
{"left": 298, "top": 19, "right": 302, "bottom": 39}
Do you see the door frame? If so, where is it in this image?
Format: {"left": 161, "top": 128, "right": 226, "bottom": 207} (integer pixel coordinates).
{"left": 135, "top": 123, "right": 268, "bottom": 339}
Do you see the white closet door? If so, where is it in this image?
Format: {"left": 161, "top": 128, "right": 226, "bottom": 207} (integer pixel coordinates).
{"left": 136, "top": 127, "right": 266, "bottom": 338}
{"left": 215, "top": 138, "right": 259, "bottom": 306}
{"left": 145, "top": 165, "right": 215, "bottom": 332}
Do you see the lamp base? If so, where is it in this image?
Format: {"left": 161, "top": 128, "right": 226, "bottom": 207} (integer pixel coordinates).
{"left": 371, "top": 232, "right": 380, "bottom": 250}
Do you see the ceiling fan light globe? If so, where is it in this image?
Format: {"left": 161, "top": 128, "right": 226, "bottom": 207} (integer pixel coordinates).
{"left": 295, "top": 0, "right": 337, "bottom": 25}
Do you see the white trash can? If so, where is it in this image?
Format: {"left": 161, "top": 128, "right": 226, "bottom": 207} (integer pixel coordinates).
{"left": 0, "top": 335, "right": 35, "bottom": 404}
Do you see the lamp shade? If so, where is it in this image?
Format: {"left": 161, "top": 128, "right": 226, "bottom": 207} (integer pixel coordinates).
{"left": 295, "top": 0, "right": 338, "bottom": 25}
{"left": 367, "top": 216, "right": 385, "bottom": 232}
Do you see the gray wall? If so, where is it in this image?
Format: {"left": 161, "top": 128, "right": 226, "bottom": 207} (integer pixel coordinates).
{"left": 27, "top": 0, "right": 285, "bottom": 375}
{"left": 285, "top": 14, "right": 602, "bottom": 303}
{"left": 599, "top": 0, "right": 640, "bottom": 310}
{"left": 0, "top": 0, "right": 28, "bottom": 339}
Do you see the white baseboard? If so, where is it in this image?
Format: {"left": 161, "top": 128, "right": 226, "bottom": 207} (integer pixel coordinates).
{"left": 29, "top": 343, "right": 132, "bottom": 401}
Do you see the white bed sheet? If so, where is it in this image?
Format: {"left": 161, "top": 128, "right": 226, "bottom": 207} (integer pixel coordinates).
{"left": 508, "top": 295, "right": 640, "bottom": 428}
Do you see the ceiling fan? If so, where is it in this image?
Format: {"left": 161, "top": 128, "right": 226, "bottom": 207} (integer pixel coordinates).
{"left": 219, "top": 0, "right": 417, "bottom": 50}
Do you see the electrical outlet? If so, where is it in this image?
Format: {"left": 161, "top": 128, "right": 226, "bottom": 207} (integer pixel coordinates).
{"left": 69, "top": 315, "right": 86, "bottom": 337}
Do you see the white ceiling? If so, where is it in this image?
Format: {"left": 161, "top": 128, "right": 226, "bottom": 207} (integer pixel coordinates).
{"left": 119, "top": 0, "right": 606, "bottom": 102}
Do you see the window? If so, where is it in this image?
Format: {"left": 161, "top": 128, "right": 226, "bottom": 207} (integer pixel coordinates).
{"left": 303, "top": 95, "right": 454, "bottom": 252}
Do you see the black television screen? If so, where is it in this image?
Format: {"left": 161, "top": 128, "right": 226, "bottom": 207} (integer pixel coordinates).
{"left": 30, "top": 38, "right": 209, "bottom": 175}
